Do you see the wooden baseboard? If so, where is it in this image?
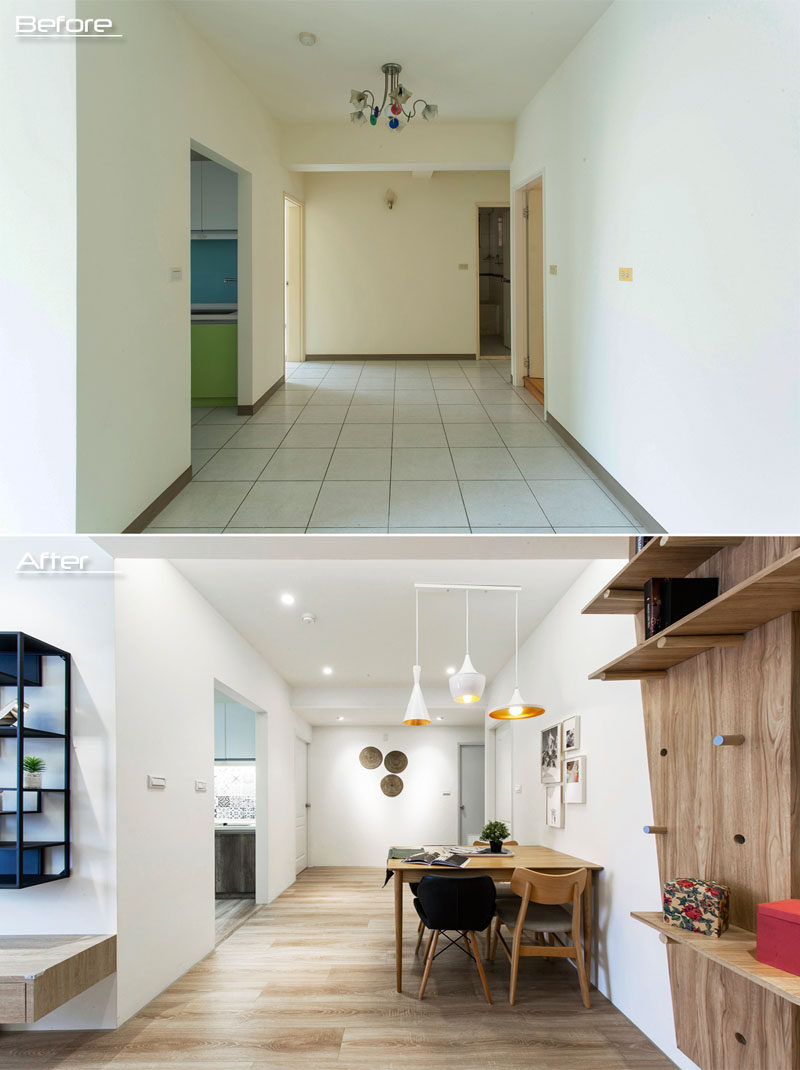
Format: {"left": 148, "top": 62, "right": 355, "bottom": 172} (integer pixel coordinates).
{"left": 238, "top": 375, "right": 285, "bottom": 416}
{"left": 545, "top": 411, "right": 665, "bottom": 533}
{"left": 523, "top": 376, "right": 544, "bottom": 404}
{"left": 123, "top": 465, "right": 192, "bottom": 534}
{"left": 305, "top": 354, "right": 475, "bottom": 362}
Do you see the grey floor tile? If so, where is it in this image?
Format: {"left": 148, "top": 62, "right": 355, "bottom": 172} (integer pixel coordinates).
{"left": 508, "top": 447, "right": 587, "bottom": 479}
{"left": 346, "top": 405, "right": 394, "bottom": 424}
{"left": 494, "top": 423, "right": 560, "bottom": 448}
{"left": 394, "top": 404, "right": 441, "bottom": 423}
{"left": 553, "top": 526, "right": 637, "bottom": 534}
{"left": 230, "top": 481, "right": 322, "bottom": 527}
{"left": 248, "top": 405, "right": 305, "bottom": 424}
{"left": 528, "top": 479, "right": 630, "bottom": 526}
{"left": 144, "top": 526, "right": 225, "bottom": 533}
{"left": 296, "top": 405, "right": 348, "bottom": 424}
{"left": 440, "top": 406, "right": 491, "bottom": 424}
{"left": 389, "top": 481, "right": 468, "bottom": 527}
{"left": 336, "top": 424, "right": 393, "bottom": 447}
{"left": 259, "top": 448, "right": 333, "bottom": 481}
{"left": 194, "top": 448, "right": 274, "bottom": 481}
{"left": 198, "top": 407, "right": 250, "bottom": 425}
{"left": 225, "top": 527, "right": 308, "bottom": 534}
{"left": 471, "top": 527, "right": 554, "bottom": 534}
{"left": 459, "top": 481, "right": 550, "bottom": 528}
{"left": 394, "top": 390, "right": 437, "bottom": 404}
{"left": 309, "top": 481, "right": 390, "bottom": 528}
{"left": 305, "top": 392, "right": 354, "bottom": 406}
{"left": 472, "top": 389, "right": 525, "bottom": 405}
{"left": 191, "top": 425, "right": 239, "bottom": 449}
{"left": 388, "top": 527, "right": 472, "bottom": 534}
{"left": 191, "top": 448, "right": 217, "bottom": 474}
{"left": 482, "top": 403, "right": 536, "bottom": 422}
{"left": 349, "top": 391, "right": 394, "bottom": 403}
{"left": 434, "top": 390, "right": 477, "bottom": 405}
{"left": 307, "top": 526, "right": 389, "bottom": 533}
{"left": 326, "top": 448, "right": 392, "bottom": 480}
{"left": 392, "top": 424, "right": 448, "bottom": 447}
{"left": 153, "top": 481, "right": 253, "bottom": 527}
{"left": 391, "top": 448, "right": 456, "bottom": 480}
{"left": 444, "top": 424, "right": 505, "bottom": 447}
{"left": 191, "top": 407, "right": 214, "bottom": 425}
{"left": 450, "top": 447, "right": 523, "bottom": 480}
{"left": 281, "top": 424, "right": 342, "bottom": 447}
{"left": 226, "top": 424, "right": 292, "bottom": 448}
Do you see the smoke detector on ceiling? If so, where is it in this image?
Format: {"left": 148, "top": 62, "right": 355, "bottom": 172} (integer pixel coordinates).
{"left": 301, "top": 612, "right": 317, "bottom": 625}
{"left": 298, "top": 32, "right": 317, "bottom": 47}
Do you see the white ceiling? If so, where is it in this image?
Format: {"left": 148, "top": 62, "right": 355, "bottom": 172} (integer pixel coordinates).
{"left": 173, "top": 0, "right": 612, "bottom": 124}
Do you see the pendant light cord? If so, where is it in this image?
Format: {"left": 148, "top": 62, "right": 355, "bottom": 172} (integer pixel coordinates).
{"left": 465, "top": 589, "right": 469, "bottom": 655}
{"left": 514, "top": 591, "right": 519, "bottom": 688}
{"left": 415, "top": 588, "right": 420, "bottom": 665}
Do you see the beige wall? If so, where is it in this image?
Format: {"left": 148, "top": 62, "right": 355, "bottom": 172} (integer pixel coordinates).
{"left": 304, "top": 170, "right": 509, "bottom": 356}
{"left": 75, "top": 0, "right": 303, "bottom": 532}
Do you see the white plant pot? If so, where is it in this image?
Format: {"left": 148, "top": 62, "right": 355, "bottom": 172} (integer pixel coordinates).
{"left": 23, "top": 772, "right": 42, "bottom": 790}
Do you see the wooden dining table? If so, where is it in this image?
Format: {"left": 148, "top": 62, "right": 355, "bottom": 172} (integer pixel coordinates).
{"left": 386, "top": 845, "right": 603, "bottom": 992}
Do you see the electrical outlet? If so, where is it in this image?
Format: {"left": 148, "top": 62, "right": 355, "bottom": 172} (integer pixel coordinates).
{"left": 619, "top": 267, "right": 633, "bottom": 281}
{"left": 195, "top": 779, "right": 208, "bottom": 792}
{"left": 147, "top": 775, "right": 166, "bottom": 789}
{"left": 549, "top": 265, "right": 558, "bottom": 275}
{"left": 170, "top": 268, "right": 182, "bottom": 282}
{"left": 458, "top": 263, "right": 468, "bottom": 270}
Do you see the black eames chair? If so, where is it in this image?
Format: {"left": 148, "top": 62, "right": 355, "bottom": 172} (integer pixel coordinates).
{"left": 414, "top": 874, "right": 496, "bottom": 1003}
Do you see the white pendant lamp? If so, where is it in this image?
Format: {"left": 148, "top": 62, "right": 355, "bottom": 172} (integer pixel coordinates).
{"left": 490, "top": 591, "right": 544, "bottom": 720}
{"left": 449, "top": 590, "right": 486, "bottom": 705}
{"left": 403, "top": 589, "right": 430, "bottom": 726}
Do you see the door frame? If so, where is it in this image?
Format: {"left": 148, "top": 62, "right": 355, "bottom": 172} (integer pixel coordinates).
{"left": 474, "top": 201, "right": 511, "bottom": 361}
{"left": 294, "top": 734, "right": 309, "bottom": 874}
{"left": 511, "top": 169, "right": 547, "bottom": 394}
{"left": 457, "top": 742, "right": 485, "bottom": 843}
{"left": 284, "top": 192, "right": 306, "bottom": 363}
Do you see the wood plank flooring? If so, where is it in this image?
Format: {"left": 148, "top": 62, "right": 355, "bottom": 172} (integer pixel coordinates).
{"left": 215, "top": 897, "right": 258, "bottom": 946}
{"left": 0, "top": 868, "right": 674, "bottom": 1068}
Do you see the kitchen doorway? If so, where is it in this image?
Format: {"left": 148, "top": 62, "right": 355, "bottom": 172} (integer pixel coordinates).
{"left": 476, "top": 203, "right": 511, "bottom": 366}
{"left": 458, "top": 743, "right": 485, "bottom": 844}
{"left": 284, "top": 194, "right": 305, "bottom": 369}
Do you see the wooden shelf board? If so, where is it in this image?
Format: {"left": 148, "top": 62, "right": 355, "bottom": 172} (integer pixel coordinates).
{"left": 590, "top": 548, "right": 800, "bottom": 679}
{"left": 632, "top": 911, "right": 800, "bottom": 1007}
{"left": 582, "top": 536, "right": 746, "bottom": 615}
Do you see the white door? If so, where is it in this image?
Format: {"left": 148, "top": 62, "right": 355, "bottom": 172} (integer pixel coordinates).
{"left": 494, "top": 724, "right": 513, "bottom": 833}
{"left": 458, "top": 744, "right": 485, "bottom": 844}
{"left": 294, "top": 737, "right": 308, "bottom": 874}
{"left": 284, "top": 197, "right": 303, "bottom": 362}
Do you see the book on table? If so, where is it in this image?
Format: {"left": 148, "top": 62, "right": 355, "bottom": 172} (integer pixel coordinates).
{"left": 404, "top": 845, "right": 515, "bottom": 867}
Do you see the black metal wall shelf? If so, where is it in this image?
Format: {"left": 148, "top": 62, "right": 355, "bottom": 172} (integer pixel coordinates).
{"left": 0, "top": 632, "right": 71, "bottom": 889}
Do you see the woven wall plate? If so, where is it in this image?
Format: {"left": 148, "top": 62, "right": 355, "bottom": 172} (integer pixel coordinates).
{"left": 384, "top": 750, "right": 408, "bottom": 774}
{"left": 359, "top": 746, "right": 383, "bottom": 769}
{"left": 380, "top": 774, "right": 403, "bottom": 797}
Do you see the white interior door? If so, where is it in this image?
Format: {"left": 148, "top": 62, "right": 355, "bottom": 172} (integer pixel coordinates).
{"left": 494, "top": 725, "right": 513, "bottom": 833}
{"left": 458, "top": 744, "right": 485, "bottom": 844}
{"left": 294, "top": 737, "right": 308, "bottom": 874}
{"left": 284, "top": 197, "right": 303, "bottom": 363}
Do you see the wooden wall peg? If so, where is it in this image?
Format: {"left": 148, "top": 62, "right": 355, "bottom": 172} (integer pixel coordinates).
{"left": 643, "top": 825, "right": 667, "bottom": 835}
{"left": 713, "top": 734, "right": 745, "bottom": 747}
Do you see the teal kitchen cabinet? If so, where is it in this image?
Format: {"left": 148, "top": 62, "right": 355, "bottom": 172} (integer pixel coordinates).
{"left": 214, "top": 702, "right": 255, "bottom": 761}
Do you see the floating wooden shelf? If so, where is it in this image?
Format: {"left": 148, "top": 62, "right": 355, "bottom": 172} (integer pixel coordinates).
{"left": 590, "top": 547, "right": 800, "bottom": 680}
{"left": 582, "top": 535, "right": 746, "bottom": 615}
{"left": 632, "top": 912, "right": 800, "bottom": 1008}
{"left": 0, "top": 934, "right": 116, "bottom": 1022}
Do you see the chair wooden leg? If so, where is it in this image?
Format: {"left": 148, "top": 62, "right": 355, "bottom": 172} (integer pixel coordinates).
{"left": 415, "top": 918, "right": 425, "bottom": 954}
{"left": 423, "top": 927, "right": 434, "bottom": 961}
{"left": 468, "top": 931, "right": 492, "bottom": 1004}
{"left": 485, "top": 923, "right": 492, "bottom": 959}
{"left": 418, "top": 930, "right": 439, "bottom": 1000}
{"left": 575, "top": 946, "right": 592, "bottom": 1008}
{"left": 489, "top": 916, "right": 500, "bottom": 961}
{"left": 509, "top": 925, "right": 523, "bottom": 1005}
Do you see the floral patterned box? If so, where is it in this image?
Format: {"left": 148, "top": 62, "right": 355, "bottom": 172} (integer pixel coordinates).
{"left": 662, "top": 877, "right": 730, "bottom": 938}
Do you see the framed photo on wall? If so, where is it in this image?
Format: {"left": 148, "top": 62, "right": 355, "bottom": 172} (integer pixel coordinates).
{"left": 561, "top": 715, "right": 580, "bottom": 753}
{"left": 563, "top": 755, "right": 586, "bottom": 804}
{"left": 545, "top": 784, "right": 564, "bottom": 828}
{"left": 540, "top": 724, "right": 560, "bottom": 784}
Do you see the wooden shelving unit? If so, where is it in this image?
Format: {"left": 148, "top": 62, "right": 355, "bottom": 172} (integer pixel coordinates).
{"left": 632, "top": 912, "right": 800, "bottom": 1008}
{"left": 582, "top": 536, "right": 745, "bottom": 615}
{"left": 589, "top": 547, "right": 800, "bottom": 680}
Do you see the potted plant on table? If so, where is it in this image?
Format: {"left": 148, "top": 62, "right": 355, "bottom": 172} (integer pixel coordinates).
{"left": 22, "top": 755, "right": 45, "bottom": 790}
{"left": 481, "top": 820, "right": 510, "bottom": 854}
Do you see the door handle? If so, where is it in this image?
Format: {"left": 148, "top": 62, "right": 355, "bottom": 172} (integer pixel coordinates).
{"left": 459, "top": 804, "right": 465, "bottom": 810}
{"left": 305, "top": 803, "right": 311, "bottom": 808}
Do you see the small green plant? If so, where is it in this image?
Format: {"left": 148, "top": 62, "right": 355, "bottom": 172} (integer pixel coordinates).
{"left": 23, "top": 756, "right": 45, "bottom": 773}
{"left": 480, "top": 820, "right": 510, "bottom": 843}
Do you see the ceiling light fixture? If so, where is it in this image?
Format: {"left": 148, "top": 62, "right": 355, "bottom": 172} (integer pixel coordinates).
{"left": 403, "top": 588, "right": 430, "bottom": 726}
{"left": 301, "top": 612, "right": 317, "bottom": 625}
{"left": 489, "top": 591, "right": 545, "bottom": 721}
{"left": 449, "top": 589, "right": 486, "bottom": 705}
{"left": 280, "top": 593, "right": 295, "bottom": 606}
{"left": 298, "top": 31, "right": 317, "bottom": 46}
{"left": 446, "top": 666, "right": 456, "bottom": 676}
{"left": 350, "top": 62, "right": 438, "bottom": 131}
{"left": 337, "top": 715, "right": 345, "bottom": 722}
{"left": 322, "top": 666, "right": 333, "bottom": 676}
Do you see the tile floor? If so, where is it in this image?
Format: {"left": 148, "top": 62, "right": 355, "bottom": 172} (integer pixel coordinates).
{"left": 148, "top": 359, "right": 647, "bottom": 533}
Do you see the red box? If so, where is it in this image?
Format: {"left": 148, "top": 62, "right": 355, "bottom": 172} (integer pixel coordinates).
{"left": 756, "top": 899, "right": 800, "bottom": 976}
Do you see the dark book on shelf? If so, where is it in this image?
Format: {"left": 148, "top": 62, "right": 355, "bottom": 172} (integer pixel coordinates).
{"left": 644, "top": 577, "right": 719, "bottom": 639}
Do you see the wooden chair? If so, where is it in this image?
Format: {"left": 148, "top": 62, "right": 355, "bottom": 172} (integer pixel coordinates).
{"left": 489, "top": 867, "right": 591, "bottom": 1007}
{"left": 472, "top": 840, "right": 519, "bottom": 955}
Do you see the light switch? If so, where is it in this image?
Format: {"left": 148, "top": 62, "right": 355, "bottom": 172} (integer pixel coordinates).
{"left": 619, "top": 267, "right": 633, "bottom": 281}
{"left": 147, "top": 775, "right": 166, "bottom": 789}
{"left": 549, "top": 265, "right": 558, "bottom": 275}
{"left": 170, "top": 268, "right": 182, "bottom": 282}
{"left": 195, "top": 779, "right": 208, "bottom": 792}
{"left": 442, "top": 791, "right": 451, "bottom": 796}
{"left": 514, "top": 784, "right": 522, "bottom": 794}
{"left": 458, "top": 263, "right": 468, "bottom": 271}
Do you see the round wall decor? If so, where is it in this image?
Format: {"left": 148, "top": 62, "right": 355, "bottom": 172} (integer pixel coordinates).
{"left": 384, "top": 750, "right": 408, "bottom": 774}
{"left": 381, "top": 774, "right": 403, "bottom": 797}
{"left": 359, "top": 746, "right": 383, "bottom": 769}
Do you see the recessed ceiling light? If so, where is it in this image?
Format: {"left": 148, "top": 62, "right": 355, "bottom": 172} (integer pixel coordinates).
{"left": 337, "top": 715, "right": 345, "bottom": 721}
{"left": 435, "top": 716, "right": 444, "bottom": 721}
{"left": 280, "top": 593, "right": 295, "bottom": 606}
{"left": 301, "top": 612, "right": 317, "bottom": 625}
{"left": 446, "top": 667, "right": 456, "bottom": 676}
{"left": 322, "top": 666, "right": 333, "bottom": 676}
{"left": 298, "top": 31, "right": 317, "bottom": 46}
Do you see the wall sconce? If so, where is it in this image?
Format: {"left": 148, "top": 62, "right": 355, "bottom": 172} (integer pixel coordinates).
{"left": 385, "top": 189, "right": 397, "bottom": 211}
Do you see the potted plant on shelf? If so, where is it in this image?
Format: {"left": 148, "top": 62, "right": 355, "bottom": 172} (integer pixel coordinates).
{"left": 22, "top": 755, "right": 45, "bottom": 790}
{"left": 481, "top": 820, "right": 510, "bottom": 853}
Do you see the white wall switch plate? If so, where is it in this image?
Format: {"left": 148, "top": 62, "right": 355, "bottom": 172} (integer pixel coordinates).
{"left": 170, "top": 268, "right": 182, "bottom": 281}
{"left": 194, "top": 779, "right": 208, "bottom": 792}
{"left": 514, "top": 784, "right": 522, "bottom": 793}
{"left": 442, "top": 791, "right": 451, "bottom": 796}
{"left": 147, "top": 775, "right": 166, "bottom": 789}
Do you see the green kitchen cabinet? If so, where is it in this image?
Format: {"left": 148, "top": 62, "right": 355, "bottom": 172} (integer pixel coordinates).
{"left": 191, "top": 324, "right": 238, "bottom": 407}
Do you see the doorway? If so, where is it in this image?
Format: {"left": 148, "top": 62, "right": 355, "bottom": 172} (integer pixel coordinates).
{"left": 458, "top": 743, "right": 485, "bottom": 844}
{"left": 284, "top": 194, "right": 305, "bottom": 369}
{"left": 512, "top": 175, "right": 545, "bottom": 400}
{"left": 476, "top": 204, "right": 511, "bottom": 364}
{"left": 294, "top": 736, "right": 309, "bottom": 874}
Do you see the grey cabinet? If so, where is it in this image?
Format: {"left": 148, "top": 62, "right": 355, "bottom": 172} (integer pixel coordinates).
{"left": 215, "top": 830, "right": 255, "bottom": 896}
{"left": 214, "top": 701, "right": 255, "bottom": 761}
{"left": 191, "top": 160, "right": 237, "bottom": 235}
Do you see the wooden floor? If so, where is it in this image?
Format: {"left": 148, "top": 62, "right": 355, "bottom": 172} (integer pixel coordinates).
{"left": 0, "top": 868, "right": 674, "bottom": 1068}
{"left": 215, "top": 897, "right": 258, "bottom": 946}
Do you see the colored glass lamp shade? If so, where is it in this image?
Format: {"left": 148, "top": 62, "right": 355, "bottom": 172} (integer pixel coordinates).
{"left": 403, "top": 664, "right": 431, "bottom": 726}
{"left": 449, "top": 590, "right": 486, "bottom": 705}
{"left": 349, "top": 62, "right": 438, "bottom": 130}
{"left": 489, "top": 591, "right": 544, "bottom": 720}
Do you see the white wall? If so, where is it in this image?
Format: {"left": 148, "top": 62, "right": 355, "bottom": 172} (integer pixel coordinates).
{"left": 309, "top": 724, "right": 484, "bottom": 867}
{"left": 304, "top": 171, "right": 509, "bottom": 355}
{"left": 113, "top": 558, "right": 307, "bottom": 1024}
{"left": 0, "top": 538, "right": 117, "bottom": 1030}
{"left": 512, "top": 0, "right": 800, "bottom": 532}
{"left": 484, "top": 559, "right": 695, "bottom": 1070}
{"left": 0, "top": 1, "right": 77, "bottom": 533}
{"left": 75, "top": 0, "right": 304, "bottom": 532}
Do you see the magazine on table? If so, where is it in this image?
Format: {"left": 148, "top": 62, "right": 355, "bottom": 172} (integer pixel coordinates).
{"left": 405, "top": 845, "right": 515, "bottom": 866}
